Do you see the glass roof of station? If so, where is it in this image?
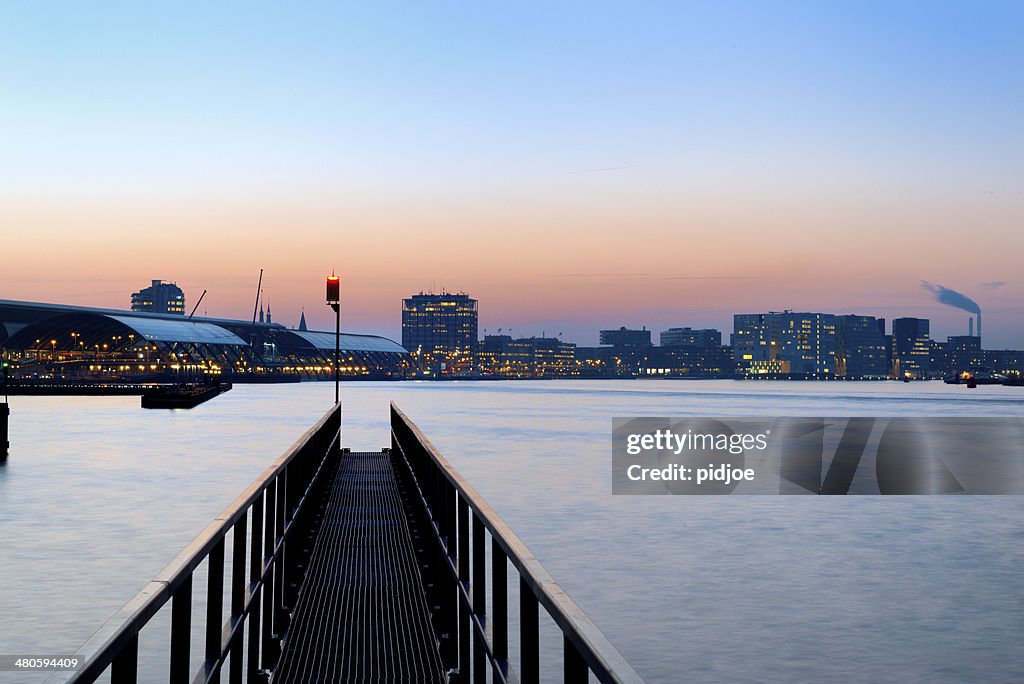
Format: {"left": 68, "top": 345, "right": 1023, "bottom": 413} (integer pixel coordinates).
{"left": 289, "top": 330, "right": 407, "bottom": 353}
{"left": 106, "top": 315, "right": 247, "bottom": 345}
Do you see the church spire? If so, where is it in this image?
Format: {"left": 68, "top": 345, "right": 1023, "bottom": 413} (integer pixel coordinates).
{"left": 298, "top": 307, "right": 307, "bottom": 332}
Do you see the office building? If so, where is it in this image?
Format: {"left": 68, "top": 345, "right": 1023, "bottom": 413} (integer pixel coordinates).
{"left": 836, "top": 315, "right": 888, "bottom": 379}
{"left": 402, "top": 292, "right": 479, "bottom": 375}
{"left": 892, "top": 317, "right": 931, "bottom": 379}
{"left": 733, "top": 312, "right": 837, "bottom": 378}
{"left": 599, "top": 327, "right": 652, "bottom": 348}
{"left": 660, "top": 327, "right": 721, "bottom": 348}
{"left": 131, "top": 280, "right": 186, "bottom": 315}
{"left": 947, "top": 335, "right": 983, "bottom": 375}
{"left": 477, "top": 335, "right": 575, "bottom": 378}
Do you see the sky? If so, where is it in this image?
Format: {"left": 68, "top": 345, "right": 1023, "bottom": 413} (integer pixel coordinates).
{"left": 2, "top": 1, "right": 1022, "bottom": 347}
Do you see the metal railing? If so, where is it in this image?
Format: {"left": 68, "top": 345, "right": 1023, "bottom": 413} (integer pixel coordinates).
{"left": 56, "top": 403, "right": 342, "bottom": 684}
{"left": 390, "top": 403, "right": 644, "bottom": 684}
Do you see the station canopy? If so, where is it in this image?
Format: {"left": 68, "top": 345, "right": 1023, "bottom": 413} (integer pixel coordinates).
{"left": 283, "top": 330, "right": 407, "bottom": 354}
{"left": 105, "top": 315, "right": 247, "bottom": 345}
{"left": 0, "top": 300, "right": 408, "bottom": 358}
{"left": 3, "top": 311, "right": 246, "bottom": 349}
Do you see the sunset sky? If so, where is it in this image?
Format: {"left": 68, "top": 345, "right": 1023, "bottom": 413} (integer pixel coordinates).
{"left": 2, "top": 2, "right": 1022, "bottom": 346}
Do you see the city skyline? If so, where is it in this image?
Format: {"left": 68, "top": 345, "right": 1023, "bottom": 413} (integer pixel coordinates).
{"left": 1, "top": 283, "right": 1014, "bottom": 353}
{"left": 3, "top": 3, "right": 1022, "bottom": 346}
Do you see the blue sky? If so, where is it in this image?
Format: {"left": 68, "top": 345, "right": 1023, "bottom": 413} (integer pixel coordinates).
{"left": 2, "top": 2, "right": 1022, "bottom": 345}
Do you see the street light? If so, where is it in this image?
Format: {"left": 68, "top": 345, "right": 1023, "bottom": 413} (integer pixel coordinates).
{"left": 326, "top": 273, "right": 341, "bottom": 404}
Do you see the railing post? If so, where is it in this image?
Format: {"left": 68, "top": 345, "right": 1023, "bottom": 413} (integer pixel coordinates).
{"left": 169, "top": 575, "right": 192, "bottom": 684}
{"left": 446, "top": 482, "right": 457, "bottom": 560}
{"left": 261, "top": 482, "right": 278, "bottom": 670}
{"left": 248, "top": 496, "right": 264, "bottom": 679}
{"left": 110, "top": 634, "right": 138, "bottom": 684}
{"left": 275, "top": 471, "right": 287, "bottom": 631}
{"left": 230, "top": 517, "right": 248, "bottom": 684}
{"left": 458, "top": 497, "right": 470, "bottom": 679}
{"left": 520, "top": 577, "right": 539, "bottom": 684}
{"left": 206, "top": 537, "right": 225, "bottom": 683}
{"left": 564, "top": 635, "right": 589, "bottom": 684}
{"left": 472, "top": 515, "right": 486, "bottom": 683}
{"left": 492, "top": 543, "right": 508, "bottom": 680}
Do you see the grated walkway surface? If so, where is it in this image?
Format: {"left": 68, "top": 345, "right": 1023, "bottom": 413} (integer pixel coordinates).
{"left": 274, "top": 451, "right": 446, "bottom": 683}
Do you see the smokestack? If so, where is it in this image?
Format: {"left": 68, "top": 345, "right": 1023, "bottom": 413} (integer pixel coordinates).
{"left": 969, "top": 317, "right": 973, "bottom": 337}
{"left": 977, "top": 311, "right": 982, "bottom": 338}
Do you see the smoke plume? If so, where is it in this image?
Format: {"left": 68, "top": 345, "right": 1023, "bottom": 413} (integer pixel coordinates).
{"left": 921, "top": 281, "right": 980, "bottom": 314}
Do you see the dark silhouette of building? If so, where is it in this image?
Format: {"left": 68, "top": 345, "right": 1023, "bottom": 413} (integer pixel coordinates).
{"left": 947, "top": 335, "right": 983, "bottom": 375}
{"left": 892, "top": 317, "right": 931, "bottom": 379}
{"left": 645, "top": 345, "right": 732, "bottom": 378}
{"left": 660, "top": 327, "right": 721, "bottom": 348}
{"left": 836, "top": 315, "right": 888, "bottom": 379}
{"left": 930, "top": 339, "right": 950, "bottom": 377}
{"left": 402, "top": 292, "right": 478, "bottom": 376}
{"left": 599, "top": 327, "right": 652, "bottom": 348}
{"left": 983, "top": 348, "right": 1024, "bottom": 380}
{"left": 131, "top": 280, "right": 185, "bottom": 315}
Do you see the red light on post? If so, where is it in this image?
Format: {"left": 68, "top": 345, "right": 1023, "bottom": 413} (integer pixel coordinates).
{"left": 326, "top": 274, "right": 340, "bottom": 304}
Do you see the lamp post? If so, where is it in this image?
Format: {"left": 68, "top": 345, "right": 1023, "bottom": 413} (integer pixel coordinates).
{"left": 326, "top": 273, "right": 341, "bottom": 404}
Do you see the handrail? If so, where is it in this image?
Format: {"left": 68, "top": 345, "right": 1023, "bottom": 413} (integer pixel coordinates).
{"left": 390, "top": 402, "right": 643, "bottom": 684}
{"left": 52, "top": 403, "right": 342, "bottom": 684}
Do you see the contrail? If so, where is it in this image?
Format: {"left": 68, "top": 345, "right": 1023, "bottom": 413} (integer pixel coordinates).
{"left": 921, "top": 281, "right": 980, "bottom": 313}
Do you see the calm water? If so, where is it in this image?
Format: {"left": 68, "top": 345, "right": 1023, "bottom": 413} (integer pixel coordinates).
{"left": 1, "top": 381, "right": 1022, "bottom": 683}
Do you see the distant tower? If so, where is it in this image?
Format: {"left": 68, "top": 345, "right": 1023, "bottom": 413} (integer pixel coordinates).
{"left": 298, "top": 309, "right": 308, "bottom": 332}
{"left": 402, "top": 292, "right": 479, "bottom": 374}
{"left": 259, "top": 304, "right": 265, "bottom": 324}
{"left": 131, "top": 280, "right": 186, "bottom": 315}
{"left": 266, "top": 302, "right": 272, "bottom": 325}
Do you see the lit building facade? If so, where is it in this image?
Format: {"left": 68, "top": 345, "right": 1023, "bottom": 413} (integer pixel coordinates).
{"left": 477, "top": 335, "right": 575, "bottom": 378}
{"left": 131, "top": 280, "right": 186, "bottom": 315}
{"left": 402, "top": 292, "right": 479, "bottom": 376}
{"left": 892, "top": 317, "right": 931, "bottom": 379}
{"left": 733, "top": 312, "right": 837, "bottom": 378}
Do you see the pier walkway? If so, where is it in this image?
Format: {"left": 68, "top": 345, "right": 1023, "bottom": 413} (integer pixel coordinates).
{"left": 274, "top": 451, "right": 445, "bottom": 682}
{"left": 60, "top": 403, "right": 643, "bottom": 684}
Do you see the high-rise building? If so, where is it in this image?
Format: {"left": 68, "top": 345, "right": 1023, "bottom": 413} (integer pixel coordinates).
{"left": 402, "top": 292, "right": 478, "bottom": 375}
{"left": 892, "top": 317, "right": 931, "bottom": 379}
{"left": 836, "top": 315, "right": 888, "bottom": 379}
{"left": 660, "top": 327, "right": 722, "bottom": 348}
{"left": 130, "top": 280, "right": 185, "bottom": 315}
{"left": 732, "top": 313, "right": 776, "bottom": 374}
{"left": 733, "top": 312, "right": 837, "bottom": 378}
